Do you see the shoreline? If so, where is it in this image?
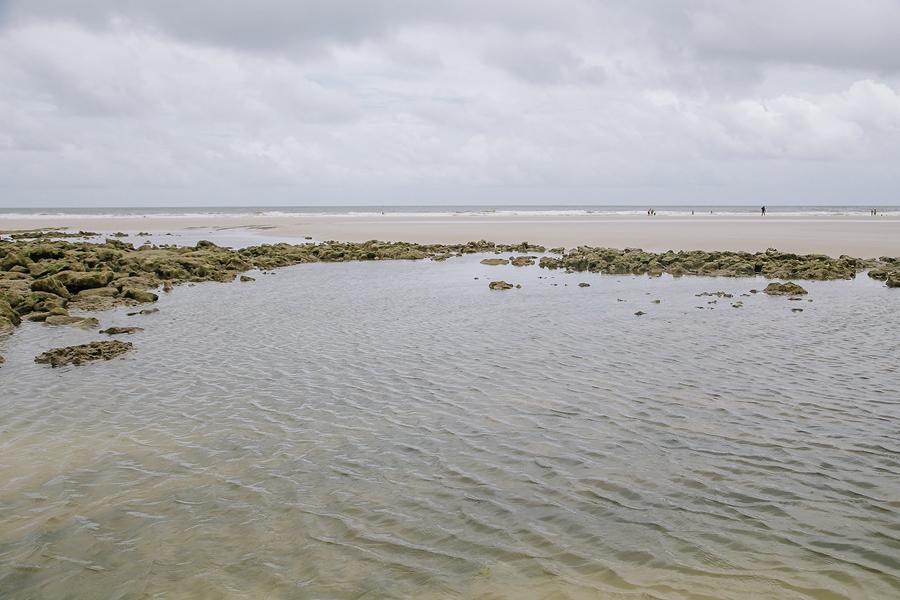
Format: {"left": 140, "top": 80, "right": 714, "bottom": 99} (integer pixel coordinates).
{"left": 2, "top": 214, "right": 900, "bottom": 257}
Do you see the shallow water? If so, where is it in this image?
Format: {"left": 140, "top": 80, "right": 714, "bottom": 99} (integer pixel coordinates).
{"left": 1, "top": 255, "right": 899, "bottom": 599}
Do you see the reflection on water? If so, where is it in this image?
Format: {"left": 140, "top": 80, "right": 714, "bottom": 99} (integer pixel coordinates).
{"left": 1, "top": 256, "right": 899, "bottom": 599}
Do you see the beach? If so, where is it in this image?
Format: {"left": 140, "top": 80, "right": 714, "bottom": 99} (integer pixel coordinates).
{"left": 3, "top": 212, "right": 900, "bottom": 257}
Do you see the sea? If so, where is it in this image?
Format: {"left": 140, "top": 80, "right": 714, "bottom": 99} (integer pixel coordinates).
{"left": 1, "top": 204, "right": 898, "bottom": 219}
{"left": 1, "top": 242, "right": 898, "bottom": 599}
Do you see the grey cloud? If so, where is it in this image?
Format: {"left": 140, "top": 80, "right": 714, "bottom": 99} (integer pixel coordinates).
{"left": 1, "top": 1, "right": 900, "bottom": 206}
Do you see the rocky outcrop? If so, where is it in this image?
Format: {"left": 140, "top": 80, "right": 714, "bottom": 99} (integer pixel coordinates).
{"left": 35, "top": 340, "right": 133, "bottom": 367}
{"left": 510, "top": 256, "right": 535, "bottom": 267}
{"left": 539, "top": 246, "right": 885, "bottom": 282}
{"left": 489, "top": 280, "right": 514, "bottom": 290}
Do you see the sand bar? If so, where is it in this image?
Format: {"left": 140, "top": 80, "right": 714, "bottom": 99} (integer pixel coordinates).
{"left": 2, "top": 213, "right": 900, "bottom": 257}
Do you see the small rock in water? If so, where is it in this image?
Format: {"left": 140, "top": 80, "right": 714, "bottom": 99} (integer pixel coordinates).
{"left": 0, "top": 355, "right": 5, "bottom": 366}
{"left": 634, "top": 311, "right": 646, "bottom": 316}
{"left": 480, "top": 258, "right": 509, "bottom": 266}
{"left": 578, "top": 282, "right": 591, "bottom": 287}
{"left": 696, "top": 291, "right": 733, "bottom": 298}
{"left": 510, "top": 256, "right": 535, "bottom": 267}
{"left": 732, "top": 301, "right": 744, "bottom": 308}
{"left": 127, "top": 308, "right": 159, "bottom": 316}
{"left": 651, "top": 299, "right": 661, "bottom": 304}
{"left": 489, "top": 280, "right": 514, "bottom": 290}
{"left": 764, "top": 282, "right": 808, "bottom": 296}
{"left": 100, "top": 327, "right": 144, "bottom": 335}
{"left": 791, "top": 308, "right": 804, "bottom": 313}
{"left": 35, "top": 340, "right": 133, "bottom": 367}
{"left": 239, "top": 275, "right": 256, "bottom": 282}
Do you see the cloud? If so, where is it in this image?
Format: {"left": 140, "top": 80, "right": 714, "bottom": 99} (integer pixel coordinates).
{"left": 1, "top": 1, "right": 899, "bottom": 205}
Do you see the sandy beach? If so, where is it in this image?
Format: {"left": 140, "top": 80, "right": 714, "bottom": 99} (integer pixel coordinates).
{"left": 3, "top": 213, "right": 900, "bottom": 257}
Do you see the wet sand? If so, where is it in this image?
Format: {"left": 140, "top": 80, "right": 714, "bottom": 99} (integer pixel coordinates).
{"left": 3, "top": 214, "right": 900, "bottom": 256}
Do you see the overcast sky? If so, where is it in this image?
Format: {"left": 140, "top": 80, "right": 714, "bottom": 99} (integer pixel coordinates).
{"left": 2, "top": 0, "right": 900, "bottom": 207}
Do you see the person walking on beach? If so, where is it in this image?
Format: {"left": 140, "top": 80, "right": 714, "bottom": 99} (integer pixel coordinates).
{"left": 761, "top": 205, "right": 766, "bottom": 216}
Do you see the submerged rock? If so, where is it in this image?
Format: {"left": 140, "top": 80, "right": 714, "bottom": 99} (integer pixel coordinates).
{"left": 127, "top": 308, "right": 159, "bottom": 316}
{"left": 578, "top": 282, "right": 591, "bottom": 287}
{"left": 634, "top": 311, "right": 646, "bottom": 316}
{"left": 35, "top": 340, "right": 133, "bottom": 367}
{"left": 480, "top": 258, "right": 509, "bottom": 266}
{"left": 763, "top": 282, "right": 808, "bottom": 296}
{"left": 489, "top": 280, "right": 514, "bottom": 290}
{"left": 239, "top": 275, "right": 256, "bottom": 282}
{"left": 696, "top": 291, "right": 733, "bottom": 298}
{"left": 100, "top": 326, "right": 144, "bottom": 335}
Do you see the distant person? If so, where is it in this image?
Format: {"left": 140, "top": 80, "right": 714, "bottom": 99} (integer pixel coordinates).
{"left": 761, "top": 206, "right": 766, "bottom": 216}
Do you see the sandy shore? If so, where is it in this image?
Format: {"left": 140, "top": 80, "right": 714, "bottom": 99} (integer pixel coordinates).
{"left": 3, "top": 214, "right": 900, "bottom": 257}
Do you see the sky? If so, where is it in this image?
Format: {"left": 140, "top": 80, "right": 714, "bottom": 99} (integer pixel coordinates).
{"left": 1, "top": 0, "right": 900, "bottom": 207}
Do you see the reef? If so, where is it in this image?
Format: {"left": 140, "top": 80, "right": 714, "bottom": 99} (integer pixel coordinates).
{"left": 538, "top": 246, "right": 899, "bottom": 282}
{"left": 1, "top": 236, "right": 898, "bottom": 364}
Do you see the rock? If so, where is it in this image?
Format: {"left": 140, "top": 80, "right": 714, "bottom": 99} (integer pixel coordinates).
{"left": 127, "top": 308, "right": 159, "bottom": 316}
{"left": 480, "top": 258, "right": 509, "bottom": 266}
{"left": 100, "top": 326, "right": 144, "bottom": 335}
{"left": 510, "top": 256, "right": 535, "bottom": 267}
{"left": 30, "top": 276, "right": 71, "bottom": 299}
{"left": 887, "top": 273, "right": 900, "bottom": 288}
{"left": 0, "top": 317, "right": 14, "bottom": 335}
{"left": 732, "top": 302, "right": 744, "bottom": 308}
{"left": 651, "top": 299, "right": 661, "bottom": 304}
{"left": 239, "top": 275, "right": 256, "bottom": 282}
{"left": 111, "top": 232, "right": 128, "bottom": 237}
{"left": 0, "top": 354, "right": 4, "bottom": 365}
{"left": 35, "top": 340, "right": 133, "bottom": 367}
{"left": 0, "top": 299, "right": 21, "bottom": 326}
{"left": 634, "top": 311, "right": 646, "bottom": 316}
{"left": 489, "top": 280, "right": 514, "bottom": 290}
{"left": 44, "top": 315, "right": 100, "bottom": 328}
{"left": 121, "top": 288, "right": 159, "bottom": 303}
{"left": 578, "top": 282, "right": 591, "bottom": 287}
{"left": 55, "top": 270, "right": 115, "bottom": 292}
{"left": 791, "top": 308, "right": 804, "bottom": 313}
{"left": 696, "top": 291, "right": 733, "bottom": 298}
{"left": 763, "top": 282, "right": 808, "bottom": 296}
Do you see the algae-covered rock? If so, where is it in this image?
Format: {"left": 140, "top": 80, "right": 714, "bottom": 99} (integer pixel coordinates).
{"left": 121, "top": 288, "right": 159, "bottom": 303}
{"left": 55, "top": 270, "right": 115, "bottom": 292}
{"left": 35, "top": 340, "right": 132, "bottom": 367}
{"left": 510, "top": 256, "right": 535, "bottom": 267}
{"left": 30, "top": 276, "right": 71, "bottom": 299}
{"left": 763, "top": 282, "right": 808, "bottom": 296}
{"left": 44, "top": 315, "right": 100, "bottom": 328}
{"left": 480, "top": 258, "right": 509, "bottom": 266}
{"left": 489, "top": 280, "right": 514, "bottom": 290}
{"left": 100, "top": 326, "right": 144, "bottom": 335}
{"left": 0, "top": 317, "right": 14, "bottom": 335}
{"left": 239, "top": 275, "right": 256, "bottom": 282}
{"left": 0, "top": 299, "right": 20, "bottom": 326}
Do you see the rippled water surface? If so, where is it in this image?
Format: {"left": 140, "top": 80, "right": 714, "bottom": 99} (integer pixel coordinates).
{"left": 1, "top": 255, "right": 899, "bottom": 599}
